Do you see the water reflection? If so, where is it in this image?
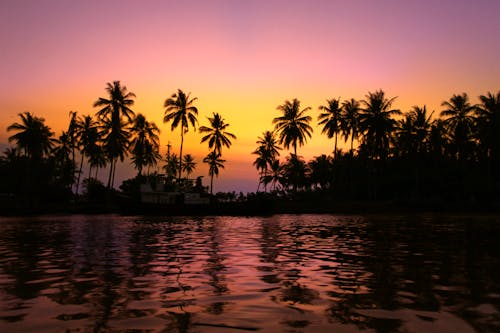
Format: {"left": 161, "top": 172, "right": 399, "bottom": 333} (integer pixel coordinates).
{"left": 0, "top": 214, "right": 499, "bottom": 332}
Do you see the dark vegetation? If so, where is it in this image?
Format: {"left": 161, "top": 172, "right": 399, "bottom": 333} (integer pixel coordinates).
{"left": 1, "top": 83, "right": 499, "bottom": 215}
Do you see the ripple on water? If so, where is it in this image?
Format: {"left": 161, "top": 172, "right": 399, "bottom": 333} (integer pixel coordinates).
{"left": 0, "top": 214, "right": 499, "bottom": 332}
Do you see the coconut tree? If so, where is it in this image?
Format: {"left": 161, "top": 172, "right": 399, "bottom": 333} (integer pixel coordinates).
{"left": 130, "top": 114, "right": 161, "bottom": 176}
{"left": 199, "top": 112, "right": 236, "bottom": 155}
{"left": 7, "top": 112, "right": 55, "bottom": 160}
{"left": 283, "top": 154, "right": 309, "bottom": 192}
{"left": 163, "top": 89, "right": 198, "bottom": 181}
{"left": 163, "top": 152, "right": 179, "bottom": 180}
{"left": 203, "top": 151, "right": 225, "bottom": 194}
{"left": 440, "top": 93, "right": 476, "bottom": 161}
{"left": 318, "top": 98, "right": 343, "bottom": 159}
{"left": 252, "top": 131, "right": 281, "bottom": 192}
{"left": 341, "top": 98, "right": 361, "bottom": 154}
{"left": 308, "top": 154, "right": 333, "bottom": 190}
{"left": 93, "top": 81, "right": 136, "bottom": 188}
{"left": 359, "top": 90, "right": 401, "bottom": 160}
{"left": 273, "top": 99, "right": 313, "bottom": 156}
{"left": 67, "top": 111, "right": 79, "bottom": 166}
{"left": 182, "top": 154, "right": 196, "bottom": 179}
{"left": 476, "top": 91, "right": 500, "bottom": 160}
{"left": 264, "top": 159, "right": 285, "bottom": 192}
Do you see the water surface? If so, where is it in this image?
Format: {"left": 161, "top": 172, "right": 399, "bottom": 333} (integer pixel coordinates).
{"left": 0, "top": 214, "right": 499, "bottom": 332}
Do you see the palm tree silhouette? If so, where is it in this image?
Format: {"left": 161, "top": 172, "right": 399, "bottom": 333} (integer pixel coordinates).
{"left": 182, "top": 154, "right": 196, "bottom": 179}
{"left": 203, "top": 151, "right": 225, "bottom": 194}
{"left": 265, "top": 159, "right": 285, "bottom": 192}
{"left": 7, "top": 112, "right": 55, "bottom": 160}
{"left": 476, "top": 91, "right": 500, "bottom": 162}
{"left": 440, "top": 93, "right": 476, "bottom": 161}
{"left": 252, "top": 130, "right": 281, "bottom": 192}
{"left": 283, "top": 154, "right": 309, "bottom": 192}
{"left": 163, "top": 89, "right": 198, "bottom": 182}
{"left": 130, "top": 114, "right": 161, "bottom": 176}
{"left": 199, "top": 112, "right": 236, "bottom": 155}
{"left": 318, "top": 98, "right": 343, "bottom": 159}
{"left": 74, "top": 115, "right": 100, "bottom": 194}
{"left": 94, "top": 81, "right": 136, "bottom": 188}
{"left": 308, "top": 154, "right": 333, "bottom": 190}
{"left": 273, "top": 99, "right": 313, "bottom": 156}
{"left": 341, "top": 98, "right": 361, "bottom": 154}
{"left": 359, "top": 90, "right": 401, "bottom": 160}
{"left": 67, "top": 111, "right": 79, "bottom": 166}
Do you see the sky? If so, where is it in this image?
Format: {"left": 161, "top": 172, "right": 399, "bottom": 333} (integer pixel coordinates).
{"left": 1, "top": 0, "right": 499, "bottom": 192}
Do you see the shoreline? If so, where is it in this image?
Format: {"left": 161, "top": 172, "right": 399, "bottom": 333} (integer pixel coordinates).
{"left": 2, "top": 197, "right": 500, "bottom": 217}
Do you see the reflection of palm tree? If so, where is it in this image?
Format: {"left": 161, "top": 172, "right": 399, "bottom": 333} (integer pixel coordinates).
{"left": 359, "top": 90, "right": 401, "bottom": 160}
{"left": 341, "top": 98, "right": 361, "bottom": 154}
{"left": 203, "top": 151, "right": 225, "bottom": 194}
{"left": 318, "top": 98, "right": 342, "bottom": 158}
{"left": 440, "top": 93, "right": 476, "bottom": 161}
{"left": 182, "top": 154, "right": 196, "bottom": 179}
{"left": 199, "top": 113, "right": 236, "bottom": 155}
{"left": 94, "top": 81, "right": 136, "bottom": 188}
{"left": 273, "top": 99, "right": 313, "bottom": 156}
{"left": 163, "top": 89, "right": 198, "bottom": 181}
{"left": 7, "top": 112, "right": 55, "bottom": 160}
{"left": 130, "top": 114, "right": 161, "bottom": 176}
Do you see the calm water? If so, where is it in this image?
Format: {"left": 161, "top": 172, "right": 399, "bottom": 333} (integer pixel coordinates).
{"left": 0, "top": 214, "right": 499, "bottom": 333}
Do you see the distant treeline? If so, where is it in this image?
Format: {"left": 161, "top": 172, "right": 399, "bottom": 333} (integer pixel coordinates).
{"left": 1, "top": 84, "right": 499, "bottom": 211}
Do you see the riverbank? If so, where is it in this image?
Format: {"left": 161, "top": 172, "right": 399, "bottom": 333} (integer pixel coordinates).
{"left": 2, "top": 195, "right": 500, "bottom": 217}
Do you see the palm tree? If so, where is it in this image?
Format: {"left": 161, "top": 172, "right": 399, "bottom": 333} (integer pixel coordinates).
{"left": 163, "top": 150, "right": 180, "bottom": 181}
{"left": 283, "top": 154, "right": 309, "bottom": 192}
{"left": 88, "top": 144, "right": 107, "bottom": 180}
{"left": 264, "top": 159, "right": 285, "bottom": 192}
{"left": 318, "top": 98, "right": 342, "bottom": 159}
{"left": 273, "top": 99, "right": 313, "bottom": 156}
{"left": 67, "top": 111, "right": 79, "bottom": 166}
{"left": 359, "top": 90, "right": 401, "bottom": 160}
{"left": 199, "top": 113, "right": 236, "bottom": 155}
{"left": 476, "top": 91, "right": 500, "bottom": 161}
{"left": 203, "top": 151, "right": 225, "bottom": 194}
{"left": 73, "top": 115, "right": 99, "bottom": 194}
{"left": 7, "top": 112, "right": 55, "bottom": 160}
{"left": 130, "top": 114, "right": 161, "bottom": 176}
{"left": 308, "top": 154, "right": 333, "bottom": 190}
{"left": 94, "top": 81, "right": 136, "bottom": 188}
{"left": 440, "top": 93, "right": 476, "bottom": 161}
{"left": 182, "top": 154, "right": 196, "bottom": 179}
{"left": 163, "top": 89, "right": 198, "bottom": 181}
{"left": 253, "top": 146, "right": 269, "bottom": 192}
{"left": 252, "top": 131, "right": 281, "bottom": 192}
{"left": 341, "top": 98, "right": 361, "bottom": 154}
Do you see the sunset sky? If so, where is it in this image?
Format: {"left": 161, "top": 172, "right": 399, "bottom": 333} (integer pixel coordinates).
{"left": 1, "top": 0, "right": 499, "bottom": 192}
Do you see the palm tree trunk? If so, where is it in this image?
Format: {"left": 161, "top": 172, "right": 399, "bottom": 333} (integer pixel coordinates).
{"left": 210, "top": 174, "right": 214, "bottom": 195}
{"left": 107, "top": 159, "right": 113, "bottom": 188}
{"left": 334, "top": 133, "right": 338, "bottom": 159}
{"left": 179, "top": 127, "right": 184, "bottom": 181}
{"left": 95, "top": 166, "right": 99, "bottom": 180}
{"left": 111, "top": 159, "right": 117, "bottom": 189}
{"left": 88, "top": 164, "right": 92, "bottom": 179}
{"left": 293, "top": 142, "right": 297, "bottom": 156}
{"left": 350, "top": 134, "right": 354, "bottom": 155}
{"left": 76, "top": 154, "right": 84, "bottom": 194}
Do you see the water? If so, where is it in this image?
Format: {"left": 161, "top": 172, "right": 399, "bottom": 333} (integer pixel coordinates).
{"left": 0, "top": 214, "right": 499, "bottom": 333}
